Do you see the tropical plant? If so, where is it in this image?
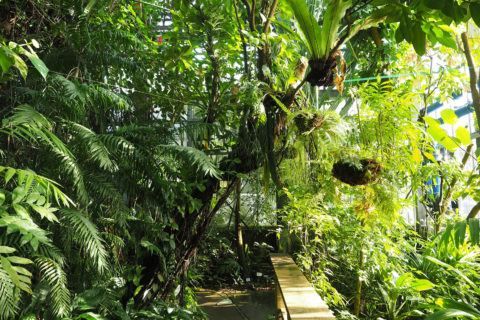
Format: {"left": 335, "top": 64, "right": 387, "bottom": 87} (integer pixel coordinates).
{"left": 285, "top": 0, "right": 384, "bottom": 88}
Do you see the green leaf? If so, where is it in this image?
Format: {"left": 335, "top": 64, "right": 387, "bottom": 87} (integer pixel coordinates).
{"left": 410, "top": 278, "right": 435, "bottom": 291}
{"left": 29, "top": 203, "right": 59, "bottom": 223}
{"left": 12, "top": 52, "right": 28, "bottom": 80}
{"left": 1, "top": 256, "right": 19, "bottom": 286}
{"left": 440, "top": 108, "right": 458, "bottom": 124}
{"left": 12, "top": 203, "right": 30, "bottom": 219}
{"left": 455, "top": 127, "right": 471, "bottom": 145}
{"left": 437, "top": 32, "right": 457, "bottom": 49}
{"left": 426, "top": 125, "right": 447, "bottom": 142}
{"left": 0, "top": 246, "right": 16, "bottom": 254}
{"left": 31, "top": 39, "right": 39, "bottom": 49}
{"left": 12, "top": 186, "right": 25, "bottom": 204}
{"left": 424, "top": 0, "right": 446, "bottom": 10}
{"left": 0, "top": 46, "right": 14, "bottom": 73}
{"left": 75, "top": 312, "right": 108, "bottom": 320}
{"left": 5, "top": 168, "right": 15, "bottom": 183}
{"left": 412, "top": 23, "right": 426, "bottom": 56}
{"left": 0, "top": 190, "right": 5, "bottom": 205}
{"left": 424, "top": 116, "right": 441, "bottom": 127}
{"left": 320, "top": 0, "right": 351, "bottom": 56}
{"left": 344, "top": 15, "right": 386, "bottom": 44}
{"left": 454, "top": 221, "right": 467, "bottom": 247}
{"left": 285, "top": 0, "right": 325, "bottom": 58}
{"left": 426, "top": 309, "right": 477, "bottom": 320}
{"left": 439, "top": 136, "right": 458, "bottom": 152}
{"left": 7, "top": 256, "right": 33, "bottom": 264}
{"left": 471, "top": 3, "right": 480, "bottom": 28}
{"left": 26, "top": 54, "right": 49, "bottom": 80}
{"left": 468, "top": 218, "right": 479, "bottom": 245}
{"left": 85, "top": 0, "right": 99, "bottom": 13}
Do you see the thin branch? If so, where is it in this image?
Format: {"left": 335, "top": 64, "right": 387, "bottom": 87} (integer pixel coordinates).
{"left": 234, "top": 0, "right": 251, "bottom": 79}
{"left": 263, "top": 0, "right": 279, "bottom": 34}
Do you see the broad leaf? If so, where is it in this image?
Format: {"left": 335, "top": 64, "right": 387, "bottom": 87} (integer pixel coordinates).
{"left": 455, "top": 126, "right": 471, "bottom": 145}
{"left": 412, "top": 23, "right": 426, "bottom": 56}
{"left": 440, "top": 108, "right": 458, "bottom": 124}
{"left": 26, "top": 54, "right": 49, "bottom": 80}
{"left": 285, "top": 0, "right": 324, "bottom": 58}
{"left": 471, "top": 2, "right": 480, "bottom": 28}
{"left": 321, "top": 0, "right": 351, "bottom": 57}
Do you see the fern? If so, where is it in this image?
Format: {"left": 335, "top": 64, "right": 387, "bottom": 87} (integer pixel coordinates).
{"left": 159, "top": 144, "right": 222, "bottom": 179}
{"left": 36, "top": 257, "right": 71, "bottom": 317}
{"left": 0, "top": 268, "right": 17, "bottom": 320}
{"left": 67, "top": 121, "right": 118, "bottom": 172}
{"left": 60, "top": 209, "right": 109, "bottom": 274}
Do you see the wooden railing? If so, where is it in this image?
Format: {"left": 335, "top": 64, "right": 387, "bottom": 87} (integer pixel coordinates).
{"left": 270, "top": 253, "right": 336, "bottom": 320}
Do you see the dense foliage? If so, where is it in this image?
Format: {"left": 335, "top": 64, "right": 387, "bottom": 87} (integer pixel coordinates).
{"left": 1, "top": 0, "right": 480, "bottom": 319}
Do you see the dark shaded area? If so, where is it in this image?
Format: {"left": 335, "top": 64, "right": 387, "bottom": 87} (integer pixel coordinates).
{"left": 332, "top": 159, "right": 382, "bottom": 186}
{"left": 197, "top": 289, "right": 275, "bottom": 320}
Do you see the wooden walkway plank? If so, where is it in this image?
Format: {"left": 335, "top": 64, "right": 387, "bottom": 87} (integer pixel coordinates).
{"left": 270, "top": 253, "right": 336, "bottom": 320}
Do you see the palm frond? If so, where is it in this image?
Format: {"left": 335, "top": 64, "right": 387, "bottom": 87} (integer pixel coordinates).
{"left": 60, "top": 209, "right": 109, "bottom": 274}
{"left": 159, "top": 145, "right": 222, "bottom": 179}
{"left": 0, "top": 268, "right": 17, "bottom": 320}
{"left": 87, "top": 86, "right": 132, "bottom": 111}
{"left": 67, "top": 122, "right": 118, "bottom": 172}
{"left": 36, "top": 257, "right": 71, "bottom": 317}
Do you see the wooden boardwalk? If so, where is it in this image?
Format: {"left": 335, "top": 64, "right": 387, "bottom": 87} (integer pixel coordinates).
{"left": 270, "top": 254, "right": 336, "bottom": 320}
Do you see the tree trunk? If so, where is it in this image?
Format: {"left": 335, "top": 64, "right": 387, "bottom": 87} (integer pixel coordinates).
{"left": 235, "top": 179, "right": 247, "bottom": 274}
{"left": 461, "top": 32, "right": 480, "bottom": 151}
{"left": 461, "top": 32, "right": 480, "bottom": 221}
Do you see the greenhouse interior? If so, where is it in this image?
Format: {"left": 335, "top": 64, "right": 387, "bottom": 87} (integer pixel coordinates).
{"left": 2, "top": 0, "right": 480, "bottom": 319}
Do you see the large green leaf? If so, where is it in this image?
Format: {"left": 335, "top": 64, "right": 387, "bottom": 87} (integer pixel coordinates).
{"left": 343, "top": 15, "right": 386, "bottom": 44}
{"left": 285, "top": 0, "right": 324, "bottom": 58}
{"left": 26, "top": 54, "right": 49, "bottom": 80}
{"left": 0, "top": 46, "right": 14, "bottom": 74}
{"left": 455, "top": 127, "right": 471, "bottom": 146}
{"left": 409, "top": 278, "right": 434, "bottom": 291}
{"left": 412, "top": 23, "right": 426, "bottom": 56}
{"left": 472, "top": 3, "right": 480, "bottom": 28}
{"left": 321, "top": 0, "right": 351, "bottom": 57}
{"left": 440, "top": 108, "right": 458, "bottom": 125}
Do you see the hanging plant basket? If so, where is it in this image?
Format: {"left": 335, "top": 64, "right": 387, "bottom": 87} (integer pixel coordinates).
{"left": 294, "top": 111, "right": 325, "bottom": 134}
{"left": 332, "top": 159, "right": 382, "bottom": 186}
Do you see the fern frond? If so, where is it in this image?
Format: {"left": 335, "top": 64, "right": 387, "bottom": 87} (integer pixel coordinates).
{"left": 8, "top": 104, "right": 52, "bottom": 129}
{"left": 60, "top": 209, "right": 109, "bottom": 274}
{"left": 0, "top": 268, "right": 17, "bottom": 320}
{"left": 36, "top": 257, "right": 71, "bottom": 317}
{"left": 98, "top": 134, "right": 136, "bottom": 158}
{"left": 87, "top": 86, "right": 132, "bottom": 111}
{"left": 50, "top": 74, "right": 88, "bottom": 106}
{"left": 159, "top": 145, "right": 221, "bottom": 179}
{"left": 52, "top": 147, "right": 88, "bottom": 205}
{"left": 67, "top": 122, "right": 118, "bottom": 172}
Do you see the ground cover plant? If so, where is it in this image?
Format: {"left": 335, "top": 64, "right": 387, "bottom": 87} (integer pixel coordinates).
{"left": 1, "top": 0, "right": 480, "bottom": 319}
